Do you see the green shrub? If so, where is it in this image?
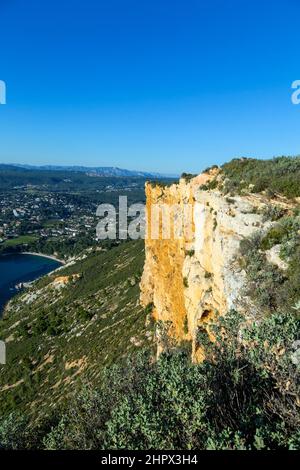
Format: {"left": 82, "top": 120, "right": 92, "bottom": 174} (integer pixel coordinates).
{"left": 222, "top": 156, "right": 300, "bottom": 198}
{"left": 200, "top": 179, "right": 218, "bottom": 191}
{"left": 181, "top": 173, "right": 197, "bottom": 182}
{"left": 262, "top": 205, "right": 286, "bottom": 222}
{"left": 1, "top": 307, "right": 299, "bottom": 450}
{"left": 185, "top": 249, "right": 195, "bottom": 257}
{"left": 240, "top": 228, "right": 300, "bottom": 313}
{"left": 203, "top": 165, "right": 219, "bottom": 174}
{"left": 43, "top": 351, "right": 208, "bottom": 450}
{"left": 260, "top": 225, "right": 288, "bottom": 250}
{"left": 145, "top": 302, "right": 154, "bottom": 315}
{"left": 0, "top": 413, "right": 30, "bottom": 449}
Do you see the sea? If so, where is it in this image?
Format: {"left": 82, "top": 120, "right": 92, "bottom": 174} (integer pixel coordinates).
{"left": 0, "top": 253, "right": 62, "bottom": 316}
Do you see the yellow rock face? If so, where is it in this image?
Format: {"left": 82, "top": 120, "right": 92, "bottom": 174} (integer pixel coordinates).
{"left": 140, "top": 171, "right": 271, "bottom": 361}
{"left": 141, "top": 179, "right": 192, "bottom": 340}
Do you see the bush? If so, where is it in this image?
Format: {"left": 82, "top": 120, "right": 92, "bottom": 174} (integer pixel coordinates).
{"left": 260, "top": 225, "right": 288, "bottom": 250}
{"left": 0, "top": 413, "right": 30, "bottom": 449}
{"left": 40, "top": 308, "right": 300, "bottom": 450}
{"left": 1, "top": 306, "right": 300, "bottom": 450}
{"left": 222, "top": 156, "right": 300, "bottom": 198}
{"left": 181, "top": 173, "right": 197, "bottom": 182}
{"left": 240, "top": 228, "right": 300, "bottom": 313}
{"left": 262, "top": 205, "right": 285, "bottom": 222}
{"left": 200, "top": 179, "right": 218, "bottom": 191}
{"left": 145, "top": 302, "right": 154, "bottom": 315}
{"left": 43, "top": 351, "right": 208, "bottom": 450}
{"left": 185, "top": 249, "right": 195, "bottom": 257}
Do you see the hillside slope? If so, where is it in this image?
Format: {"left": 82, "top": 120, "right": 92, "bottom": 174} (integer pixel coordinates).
{"left": 0, "top": 241, "right": 153, "bottom": 422}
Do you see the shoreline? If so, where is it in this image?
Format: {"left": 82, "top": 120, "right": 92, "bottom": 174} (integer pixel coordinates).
{"left": 0, "top": 251, "right": 66, "bottom": 265}
{"left": 20, "top": 252, "right": 66, "bottom": 265}
{"left": 0, "top": 252, "right": 65, "bottom": 316}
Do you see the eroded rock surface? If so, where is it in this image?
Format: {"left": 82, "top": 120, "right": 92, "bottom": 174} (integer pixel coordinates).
{"left": 140, "top": 172, "right": 277, "bottom": 360}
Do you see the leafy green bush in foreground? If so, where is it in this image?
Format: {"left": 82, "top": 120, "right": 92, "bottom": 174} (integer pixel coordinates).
{"left": 1, "top": 309, "right": 299, "bottom": 450}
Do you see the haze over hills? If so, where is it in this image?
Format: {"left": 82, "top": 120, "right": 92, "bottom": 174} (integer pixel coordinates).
{"left": 0, "top": 163, "right": 176, "bottom": 178}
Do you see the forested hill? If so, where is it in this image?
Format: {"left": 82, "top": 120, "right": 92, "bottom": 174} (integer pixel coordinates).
{"left": 0, "top": 163, "right": 165, "bottom": 178}
{"left": 0, "top": 165, "right": 151, "bottom": 192}
{"left": 0, "top": 164, "right": 173, "bottom": 192}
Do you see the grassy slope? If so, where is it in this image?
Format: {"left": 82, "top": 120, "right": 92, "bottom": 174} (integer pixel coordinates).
{"left": 0, "top": 240, "right": 152, "bottom": 422}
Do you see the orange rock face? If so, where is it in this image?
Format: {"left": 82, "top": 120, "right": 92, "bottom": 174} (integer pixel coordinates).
{"left": 140, "top": 174, "right": 213, "bottom": 357}
{"left": 140, "top": 170, "right": 271, "bottom": 360}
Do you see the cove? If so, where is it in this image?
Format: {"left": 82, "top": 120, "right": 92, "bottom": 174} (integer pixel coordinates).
{"left": 0, "top": 253, "right": 62, "bottom": 316}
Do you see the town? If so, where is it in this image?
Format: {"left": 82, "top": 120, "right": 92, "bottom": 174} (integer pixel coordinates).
{"left": 0, "top": 175, "right": 147, "bottom": 259}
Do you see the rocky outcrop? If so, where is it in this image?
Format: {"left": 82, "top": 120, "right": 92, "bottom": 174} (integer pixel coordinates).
{"left": 52, "top": 274, "right": 81, "bottom": 288}
{"left": 140, "top": 172, "right": 277, "bottom": 360}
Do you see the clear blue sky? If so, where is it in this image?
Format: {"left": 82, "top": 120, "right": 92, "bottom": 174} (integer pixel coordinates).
{"left": 0, "top": 0, "right": 300, "bottom": 174}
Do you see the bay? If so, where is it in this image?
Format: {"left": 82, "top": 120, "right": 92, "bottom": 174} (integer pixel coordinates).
{"left": 0, "top": 253, "right": 62, "bottom": 315}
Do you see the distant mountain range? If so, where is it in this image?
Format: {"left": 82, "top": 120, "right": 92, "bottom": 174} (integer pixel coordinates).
{"left": 0, "top": 163, "right": 176, "bottom": 178}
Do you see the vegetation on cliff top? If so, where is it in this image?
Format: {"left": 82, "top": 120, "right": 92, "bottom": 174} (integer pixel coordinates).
{"left": 222, "top": 156, "right": 300, "bottom": 198}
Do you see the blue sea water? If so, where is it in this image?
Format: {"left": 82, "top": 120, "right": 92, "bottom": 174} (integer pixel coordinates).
{"left": 0, "top": 254, "right": 62, "bottom": 315}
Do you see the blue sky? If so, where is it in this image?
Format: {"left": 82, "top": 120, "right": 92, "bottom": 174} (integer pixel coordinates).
{"left": 0, "top": 0, "right": 300, "bottom": 174}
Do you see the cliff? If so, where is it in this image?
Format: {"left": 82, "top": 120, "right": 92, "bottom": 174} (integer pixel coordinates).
{"left": 140, "top": 169, "right": 293, "bottom": 361}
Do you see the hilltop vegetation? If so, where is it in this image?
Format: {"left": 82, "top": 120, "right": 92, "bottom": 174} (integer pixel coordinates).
{"left": 222, "top": 156, "right": 300, "bottom": 198}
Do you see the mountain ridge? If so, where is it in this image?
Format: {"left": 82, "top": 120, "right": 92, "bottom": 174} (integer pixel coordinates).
{"left": 0, "top": 163, "right": 176, "bottom": 178}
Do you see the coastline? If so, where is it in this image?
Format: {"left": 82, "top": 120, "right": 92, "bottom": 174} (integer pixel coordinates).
{"left": 0, "top": 252, "right": 65, "bottom": 317}
{"left": 20, "top": 252, "right": 66, "bottom": 265}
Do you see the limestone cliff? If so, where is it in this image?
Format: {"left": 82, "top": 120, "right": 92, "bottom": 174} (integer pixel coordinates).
{"left": 140, "top": 170, "right": 290, "bottom": 360}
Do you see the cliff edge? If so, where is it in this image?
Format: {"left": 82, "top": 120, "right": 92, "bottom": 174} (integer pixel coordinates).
{"left": 140, "top": 166, "right": 295, "bottom": 360}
